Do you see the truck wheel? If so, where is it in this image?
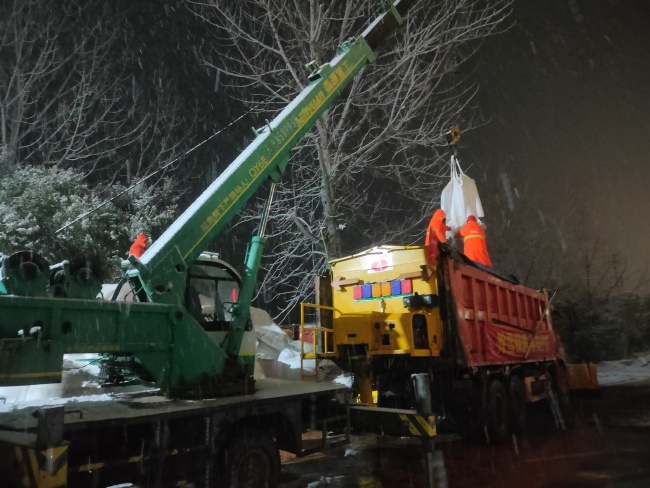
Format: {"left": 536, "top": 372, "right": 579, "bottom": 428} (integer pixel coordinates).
{"left": 486, "top": 379, "right": 510, "bottom": 443}
{"left": 508, "top": 375, "right": 527, "bottom": 433}
{"left": 221, "top": 430, "right": 280, "bottom": 488}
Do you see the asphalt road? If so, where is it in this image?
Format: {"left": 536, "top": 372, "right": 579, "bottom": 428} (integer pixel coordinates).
{"left": 280, "top": 381, "right": 650, "bottom": 488}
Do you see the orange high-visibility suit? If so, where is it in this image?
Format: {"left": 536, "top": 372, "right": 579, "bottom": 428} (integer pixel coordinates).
{"left": 425, "top": 209, "right": 452, "bottom": 245}
{"left": 458, "top": 216, "right": 492, "bottom": 267}
{"left": 128, "top": 233, "right": 149, "bottom": 258}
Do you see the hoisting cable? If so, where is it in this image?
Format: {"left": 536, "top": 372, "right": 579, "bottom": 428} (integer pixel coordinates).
{"left": 55, "top": 109, "right": 253, "bottom": 235}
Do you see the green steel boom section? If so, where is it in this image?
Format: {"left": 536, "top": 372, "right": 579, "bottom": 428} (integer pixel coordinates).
{"left": 141, "top": 0, "right": 415, "bottom": 275}
{"left": 142, "top": 49, "right": 371, "bottom": 270}
{"left": 0, "top": 0, "right": 417, "bottom": 396}
{"left": 136, "top": 39, "right": 374, "bottom": 306}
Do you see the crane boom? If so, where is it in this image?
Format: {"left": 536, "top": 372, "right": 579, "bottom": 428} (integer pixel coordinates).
{"left": 137, "top": 0, "right": 416, "bottom": 306}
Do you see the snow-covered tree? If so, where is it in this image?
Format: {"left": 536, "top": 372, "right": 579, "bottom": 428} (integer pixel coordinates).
{"left": 0, "top": 166, "right": 178, "bottom": 278}
{"left": 0, "top": 0, "right": 248, "bottom": 276}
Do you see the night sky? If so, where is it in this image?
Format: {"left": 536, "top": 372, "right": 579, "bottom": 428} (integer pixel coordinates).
{"left": 459, "top": 0, "right": 650, "bottom": 289}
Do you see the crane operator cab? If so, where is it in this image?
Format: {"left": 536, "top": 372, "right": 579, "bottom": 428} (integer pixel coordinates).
{"left": 186, "top": 253, "right": 241, "bottom": 330}
{"left": 111, "top": 252, "right": 245, "bottom": 333}
{"left": 105, "top": 252, "right": 256, "bottom": 383}
{"left": 184, "top": 252, "right": 256, "bottom": 371}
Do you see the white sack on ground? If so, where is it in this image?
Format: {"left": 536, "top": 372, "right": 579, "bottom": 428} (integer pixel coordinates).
{"left": 252, "top": 314, "right": 339, "bottom": 380}
{"left": 251, "top": 307, "right": 275, "bottom": 328}
{"left": 277, "top": 347, "right": 338, "bottom": 375}
{"left": 251, "top": 307, "right": 289, "bottom": 379}
{"left": 251, "top": 307, "right": 291, "bottom": 359}
{"left": 255, "top": 324, "right": 290, "bottom": 358}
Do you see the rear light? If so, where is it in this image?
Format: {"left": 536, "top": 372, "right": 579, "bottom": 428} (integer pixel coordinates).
{"left": 381, "top": 282, "right": 391, "bottom": 296}
{"left": 371, "top": 284, "right": 381, "bottom": 297}
{"left": 353, "top": 286, "right": 363, "bottom": 300}
{"left": 401, "top": 280, "right": 413, "bottom": 294}
{"left": 362, "top": 284, "right": 372, "bottom": 298}
{"left": 390, "top": 281, "right": 401, "bottom": 295}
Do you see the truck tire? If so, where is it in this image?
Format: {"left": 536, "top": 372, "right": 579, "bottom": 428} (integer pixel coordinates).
{"left": 508, "top": 375, "right": 527, "bottom": 433}
{"left": 221, "top": 430, "right": 280, "bottom": 488}
{"left": 486, "top": 379, "right": 510, "bottom": 443}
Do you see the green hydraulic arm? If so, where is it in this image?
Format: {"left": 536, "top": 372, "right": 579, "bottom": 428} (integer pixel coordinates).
{"left": 0, "top": 0, "right": 417, "bottom": 397}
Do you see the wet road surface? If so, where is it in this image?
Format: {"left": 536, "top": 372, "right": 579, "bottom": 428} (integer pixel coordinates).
{"left": 280, "top": 382, "right": 650, "bottom": 488}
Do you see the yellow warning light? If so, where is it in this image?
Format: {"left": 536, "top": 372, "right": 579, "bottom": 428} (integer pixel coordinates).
{"left": 356, "top": 390, "right": 379, "bottom": 404}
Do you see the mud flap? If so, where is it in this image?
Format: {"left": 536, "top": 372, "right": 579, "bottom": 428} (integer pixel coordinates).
{"left": 565, "top": 363, "right": 599, "bottom": 390}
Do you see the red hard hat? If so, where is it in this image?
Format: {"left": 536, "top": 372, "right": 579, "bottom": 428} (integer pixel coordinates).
{"left": 467, "top": 215, "right": 476, "bottom": 222}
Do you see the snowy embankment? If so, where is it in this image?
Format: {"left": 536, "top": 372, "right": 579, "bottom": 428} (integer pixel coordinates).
{"left": 597, "top": 352, "right": 650, "bottom": 386}
{"left": 0, "top": 354, "right": 117, "bottom": 412}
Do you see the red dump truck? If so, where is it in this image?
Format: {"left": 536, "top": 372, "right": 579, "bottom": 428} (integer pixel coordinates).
{"left": 309, "top": 244, "right": 574, "bottom": 441}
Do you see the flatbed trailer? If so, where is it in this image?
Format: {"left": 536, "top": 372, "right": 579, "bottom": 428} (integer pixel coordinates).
{"left": 0, "top": 379, "right": 349, "bottom": 488}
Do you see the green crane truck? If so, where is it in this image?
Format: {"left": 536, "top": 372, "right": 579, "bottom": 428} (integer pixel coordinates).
{"left": 0, "top": 2, "right": 419, "bottom": 487}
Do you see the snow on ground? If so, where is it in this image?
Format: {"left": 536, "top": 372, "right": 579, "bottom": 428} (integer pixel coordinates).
{"left": 0, "top": 393, "right": 115, "bottom": 413}
{"left": 0, "top": 354, "right": 119, "bottom": 412}
{"left": 596, "top": 352, "right": 650, "bottom": 386}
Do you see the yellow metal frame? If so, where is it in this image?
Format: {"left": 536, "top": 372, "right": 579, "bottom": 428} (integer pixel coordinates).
{"left": 299, "top": 302, "right": 339, "bottom": 380}
{"left": 12, "top": 444, "right": 68, "bottom": 488}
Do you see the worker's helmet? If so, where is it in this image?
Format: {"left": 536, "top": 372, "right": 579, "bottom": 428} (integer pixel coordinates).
{"left": 467, "top": 215, "right": 477, "bottom": 222}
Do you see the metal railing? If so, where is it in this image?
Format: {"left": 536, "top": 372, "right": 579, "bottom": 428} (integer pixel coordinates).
{"left": 299, "top": 302, "right": 338, "bottom": 380}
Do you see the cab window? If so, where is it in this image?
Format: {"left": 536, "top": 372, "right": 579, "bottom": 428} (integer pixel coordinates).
{"left": 186, "top": 262, "right": 240, "bottom": 331}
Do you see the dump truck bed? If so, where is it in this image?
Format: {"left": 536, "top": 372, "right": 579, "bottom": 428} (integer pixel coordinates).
{"left": 443, "top": 253, "right": 563, "bottom": 368}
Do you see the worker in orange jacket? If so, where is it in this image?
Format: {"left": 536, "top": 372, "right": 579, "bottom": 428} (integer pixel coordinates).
{"left": 425, "top": 209, "right": 452, "bottom": 245}
{"left": 128, "top": 233, "right": 150, "bottom": 258}
{"left": 457, "top": 216, "right": 492, "bottom": 267}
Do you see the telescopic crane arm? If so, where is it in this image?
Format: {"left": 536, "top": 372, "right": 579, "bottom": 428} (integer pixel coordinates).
{"left": 136, "top": 0, "right": 417, "bottom": 300}
{"left": 133, "top": 0, "right": 418, "bottom": 357}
